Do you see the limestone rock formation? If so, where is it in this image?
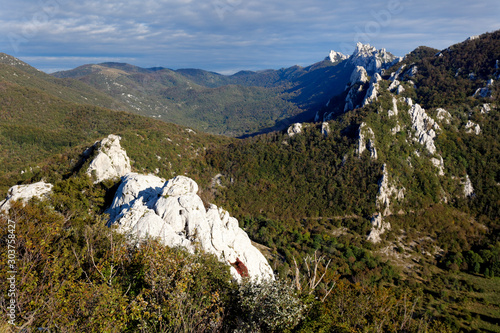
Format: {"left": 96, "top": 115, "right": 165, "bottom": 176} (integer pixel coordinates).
{"left": 287, "top": 123, "right": 303, "bottom": 137}
{"left": 357, "top": 123, "right": 377, "bottom": 160}
{"left": 86, "top": 134, "right": 131, "bottom": 183}
{"left": 326, "top": 50, "right": 349, "bottom": 63}
{"left": 321, "top": 122, "right": 330, "bottom": 137}
{"left": 431, "top": 156, "right": 445, "bottom": 176}
{"left": 348, "top": 66, "right": 369, "bottom": 87}
{"left": 388, "top": 96, "right": 399, "bottom": 118}
{"left": 107, "top": 173, "right": 274, "bottom": 282}
{"left": 362, "top": 74, "right": 381, "bottom": 106}
{"left": 0, "top": 182, "right": 53, "bottom": 213}
{"left": 348, "top": 42, "right": 399, "bottom": 74}
{"left": 480, "top": 103, "right": 491, "bottom": 114}
{"left": 463, "top": 174, "right": 475, "bottom": 197}
{"left": 408, "top": 104, "right": 440, "bottom": 155}
{"left": 465, "top": 121, "right": 481, "bottom": 135}
{"left": 376, "top": 164, "right": 404, "bottom": 216}
{"left": 367, "top": 213, "right": 391, "bottom": 243}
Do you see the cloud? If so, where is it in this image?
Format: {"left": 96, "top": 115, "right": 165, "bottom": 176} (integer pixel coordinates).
{"left": 0, "top": 0, "right": 498, "bottom": 73}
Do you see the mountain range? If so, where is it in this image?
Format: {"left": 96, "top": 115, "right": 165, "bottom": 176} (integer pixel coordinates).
{"left": 0, "top": 30, "right": 499, "bottom": 332}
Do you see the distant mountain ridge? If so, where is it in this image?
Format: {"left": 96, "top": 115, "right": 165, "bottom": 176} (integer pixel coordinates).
{"left": 50, "top": 43, "right": 398, "bottom": 136}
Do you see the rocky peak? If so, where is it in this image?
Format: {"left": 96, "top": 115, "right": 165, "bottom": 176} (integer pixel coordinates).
{"left": 326, "top": 50, "right": 349, "bottom": 63}
{"left": 348, "top": 42, "right": 399, "bottom": 74}
{"left": 86, "top": 134, "right": 131, "bottom": 183}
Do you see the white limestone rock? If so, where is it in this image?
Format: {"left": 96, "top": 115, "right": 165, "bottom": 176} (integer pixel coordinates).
{"left": 436, "top": 108, "right": 452, "bottom": 124}
{"left": 348, "top": 66, "right": 369, "bottom": 87}
{"left": 463, "top": 174, "right": 475, "bottom": 198}
{"left": 388, "top": 96, "right": 399, "bottom": 118}
{"left": 87, "top": 134, "right": 131, "bottom": 183}
{"left": 327, "top": 50, "right": 349, "bottom": 63}
{"left": 0, "top": 182, "right": 53, "bottom": 213}
{"left": 405, "top": 65, "right": 418, "bottom": 78}
{"left": 349, "top": 42, "right": 399, "bottom": 74}
{"left": 321, "top": 122, "right": 330, "bottom": 137}
{"left": 389, "top": 64, "right": 406, "bottom": 81}
{"left": 473, "top": 80, "right": 494, "bottom": 98}
{"left": 362, "top": 75, "right": 381, "bottom": 106}
{"left": 391, "top": 123, "right": 401, "bottom": 135}
{"left": 480, "top": 103, "right": 491, "bottom": 114}
{"left": 376, "top": 164, "right": 405, "bottom": 216}
{"left": 357, "top": 123, "right": 377, "bottom": 160}
{"left": 408, "top": 104, "right": 440, "bottom": 154}
{"left": 465, "top": 121, "right": 481, "bottom": 135}
{"left": 287, "top": 123, "right": 303, "bottom": 137}
{"left": 431, "top": 156, "right": 445, "bottom": 176}
{"left": 388, "top": 79, "right": 400, "bottom": 92}
{"left": 107, "top": 173, "right": 274, "bottom": 282}
{"left": 367, "top": 213, "right": 391, "bottom": 243}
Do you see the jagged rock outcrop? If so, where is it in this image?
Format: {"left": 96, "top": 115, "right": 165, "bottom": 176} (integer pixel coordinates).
{"left": 367, "top": 213, "right": 391, "bottom": 243}
{"left": 344, "top": 85, "right": 363, "bottom": 112}
{"left": 327, "top": 50, "right": 349, "bottom": 63}
{"left": 465, "top": 120, "right": 481, "bottom": 135}
{"left": 481, "top": 103, "right": 491, "bottom": 114}
{"left": 86, "top": 134, "right": 131, "bottom": 183}
{"left": 431, "top": 156, "right": 445, "bottom": 176}
{"left": 348, "top": 66, "right": 369, "bottom": 87}
{"left": 376, "top": 164, "right": 404, "bottom": 216}
{"left": 389, "top": 64, "right": 406, "bottom": 81}
{"left": 321, "top": 122, "right": 330, "bottom": 137}
{"left": 408, "top": 103, "right": 440, "bottom": 155}
{"left": 388, "top": 96, "right": 399, "bottom": 118}
{"left": 362, "top": 74, "right": 381, "bottom": 106}
{"left": 107, "top": 173, "right": 274, "bottom": 282}
{"left": 357, "top": 123, "right": 377, "bottom": 159}
{"left": 287, "top": 123, "right": 303, "bottom": 137}
{"left": 348, "top": 42, "right": 399, "bottom": 74}
{"left": 473, "top": 79, "right": 494, "bottom": 98}
{"left": 0, "top": 182, "right": 53, "bottom": 213}
{"left": 463, "top": 174, "right": 475, "bottom": 197}
{"left": 405, "top": 65, "right": 418, "bottom": 78}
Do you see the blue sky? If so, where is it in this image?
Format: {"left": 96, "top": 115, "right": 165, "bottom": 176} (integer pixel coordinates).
{"left": 1, "top": 0, "right": 499, "bottom": 74}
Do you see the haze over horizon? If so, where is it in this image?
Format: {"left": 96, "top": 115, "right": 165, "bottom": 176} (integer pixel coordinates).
{"left": 1, "top": 0, "right": 499, "bottom": 75}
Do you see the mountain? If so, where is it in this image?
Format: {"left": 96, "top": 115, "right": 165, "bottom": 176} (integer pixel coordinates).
{"left": 0, "top": 30, "right": 499, "bottom": 331}
{"left": 51, "top": 43, "right": 398, "bottom": 137}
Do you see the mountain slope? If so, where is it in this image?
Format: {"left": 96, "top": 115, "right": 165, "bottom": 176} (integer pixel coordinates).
{"left": 51, "top": 44, "right": 398, "bottom": 137}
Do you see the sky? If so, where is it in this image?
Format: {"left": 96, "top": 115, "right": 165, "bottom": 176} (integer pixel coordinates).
{"left": 0, "top": 0, "right": 499, "bottom": 75}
